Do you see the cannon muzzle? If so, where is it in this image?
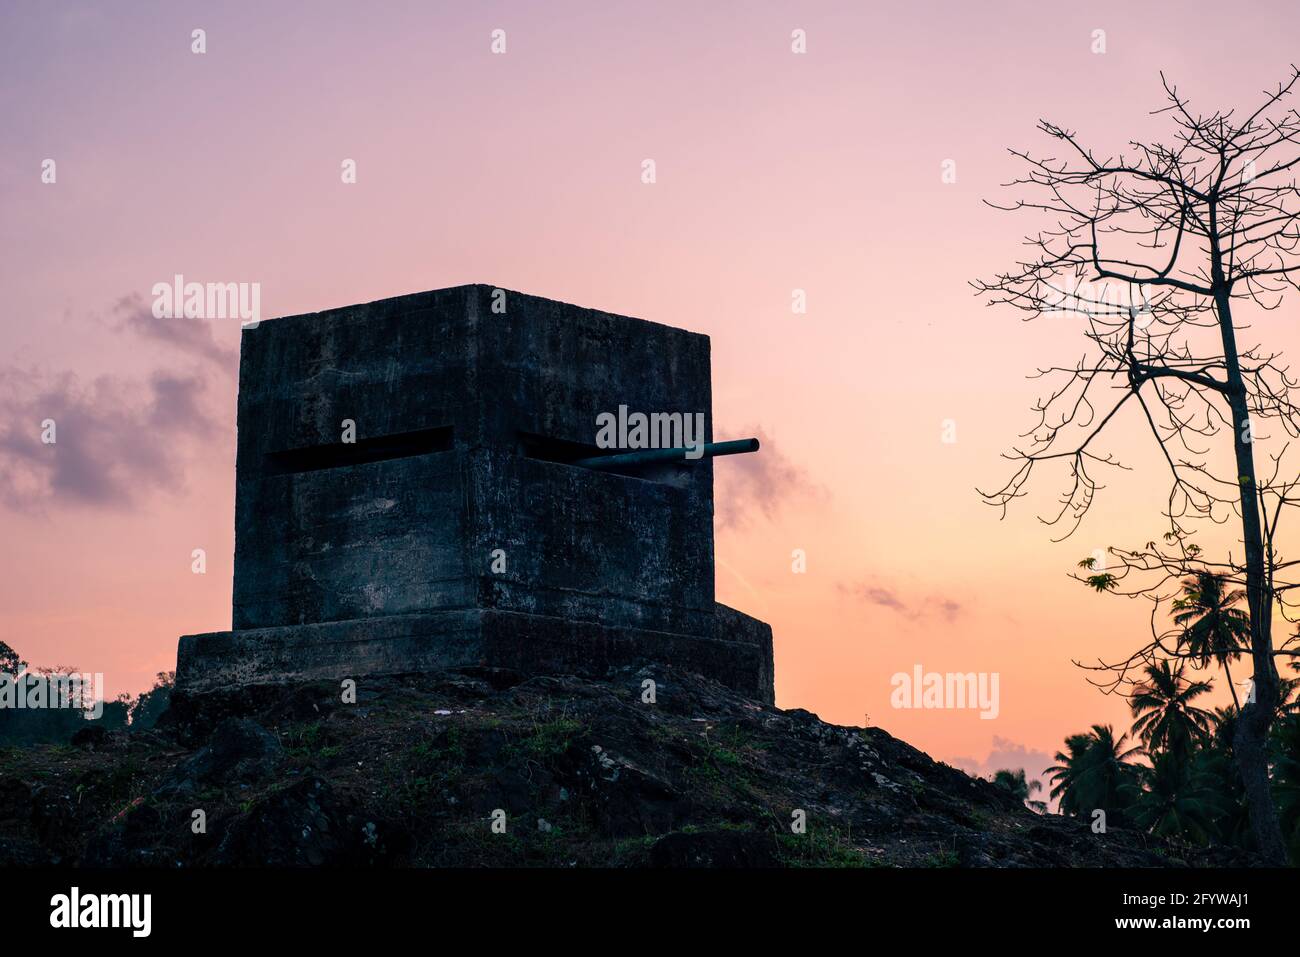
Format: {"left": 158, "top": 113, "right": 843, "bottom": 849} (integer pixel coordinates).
{"left": 571, "top": 437, "right": 759, "bottom": 471}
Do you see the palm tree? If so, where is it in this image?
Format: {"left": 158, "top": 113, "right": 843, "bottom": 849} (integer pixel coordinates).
{"left": 1130, "top": 751, "right": 1229, "bottom": 845}
{"left": 1234, "top": 668, "right": 1300, "bottom": 717}
{"left": 1210, "top": 706, "right": 1238, "bottom": 753}
{"left": 1129, "top": 661, "right": 1215, "bottom": 762}
{"left": 1278, "top": 671, "right": 1300, "bottom": 716}
{"left": 991, "top": 768, "right": 1047, "bottom": 813}
{"left": 1172, "top": 572, "right": 1249, "bottom": 709}
{"left": 1199, "top": 711, "right": 1251, "bottom": 847}
{"left": 1046, "top": 724, "right": 1143, "bottom": 824}
{"left": 1046, "top": 733, "right": 1092, "bottom": 817}
{"left": 1270, "top": 713, "right": 1300, "bottom": 863}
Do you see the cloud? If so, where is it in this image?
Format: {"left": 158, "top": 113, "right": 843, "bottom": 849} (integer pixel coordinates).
{"left": 110, "top": 293, "right": 238, "bottom": 371}
{"left": 937, "top": 598, "right": 962, "bottom": 622}
{"left": 146, "top": 371, "right": 218, "bottom": 436}
{"left": 0, "top": 293, "right": 231, "bottom": 512}
{"left": 714, "top": 424, "right": 824, "bottom": 529}
{"left": 0, "top": 368, "right": 217, "bottom": 510}
{"left": 948, "top": 736, "right": 1056, "bottom": 810}
{"left": 860, "top": 584, "right": 908, "bottom": 614}
{"left": 838, "top": 580, "right": 965, "bottom": 623}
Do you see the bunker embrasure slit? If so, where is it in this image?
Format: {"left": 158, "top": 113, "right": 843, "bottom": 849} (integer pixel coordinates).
{"left": 264, "top": 425, "right": 454, "bottom": 475}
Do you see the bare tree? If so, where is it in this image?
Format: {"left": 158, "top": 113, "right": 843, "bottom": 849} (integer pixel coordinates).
{"left": 975, "top": 68, "right": 1300, "bottom": 863}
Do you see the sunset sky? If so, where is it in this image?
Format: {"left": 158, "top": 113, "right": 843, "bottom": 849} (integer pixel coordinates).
{"left": 4, "top": 0, "right": 1300, "bottom": 792}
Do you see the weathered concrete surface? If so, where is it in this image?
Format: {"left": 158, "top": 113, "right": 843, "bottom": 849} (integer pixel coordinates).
{"left": 178, "top": 603, "right": 774, "bottom": 704}
{"left": 178, "top": 285, "right": 775, "bottom": 702}
{"left": 232, "top": 285, "right": 714, "bottom": 633}
{"left": 715, "top": 604, "right": 774, "bottom": 704}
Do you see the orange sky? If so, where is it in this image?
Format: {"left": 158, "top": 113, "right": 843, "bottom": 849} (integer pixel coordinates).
{"left": 3, "top": 0, "right": 1300, "bottom": 789}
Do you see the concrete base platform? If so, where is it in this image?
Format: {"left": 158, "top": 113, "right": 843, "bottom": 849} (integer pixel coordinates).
{"left": 176, "top": 604, "right": 774, "bottom": 704}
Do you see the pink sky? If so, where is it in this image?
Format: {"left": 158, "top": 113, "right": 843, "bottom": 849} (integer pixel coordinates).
{"left": 3, "top": 0, "right": 1299, "bottom": 788}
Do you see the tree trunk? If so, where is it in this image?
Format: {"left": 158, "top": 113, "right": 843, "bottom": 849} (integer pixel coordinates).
{"left": 1215, "top": 284, "right": 1288, "bottom": 864}
{"left": 1222, "top": 657, "right": 1241, "bottom": 712}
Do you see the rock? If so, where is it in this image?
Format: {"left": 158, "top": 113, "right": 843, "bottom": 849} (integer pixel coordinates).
{"left": 0, "top": 666, "right": 1259, "bottom": 868}
{"left": 0, "top": 836, "right": 55, "bottom": 866}
{"left": 650, "top": 830, "right": 780, "bottom": 868}
{"left": 210, "top": 777, "right": 402, "bottom": 866}
{"left": 574, "top": 744, "right": 688, "bottom": 837}
{"left": 70, "top": 725, "right": 108, "bottom": 750}
{"left": 83, "top": 801, "right": 167, "bottom": 867}
{"left": 157, "top": 718, "right": 282, "bottom": 795}
{"left": 0, "top": 778, "right": 32, "bottom": 824}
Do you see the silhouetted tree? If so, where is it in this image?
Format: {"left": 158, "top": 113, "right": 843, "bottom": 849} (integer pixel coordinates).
{"left": 0, "top": 641, "right": 25, "bottom": 675}
{"left": 94, "top": 695, "right": 131, "bottom": 731}
{"left": 976, "top": 69, "right": 1300, "bottom": 863}
{"left": 1046, "top": 733, "right": 1092, "bottom": 817}
{"left": 1172, "top": 572, "right": 1249, "bottom": 709}
{"left": 1199, "top": 714, "right": 1251, "bottom": 846}
{"left": 1045, "top": 724, "right": 1142, "bottom": 825}
{"left": 1131, "top": 751, "right": 1228, "bottom": 845}
{"left": 1129, "top": 661, "right": 1215, "bottom": 761}
{"left": 1271, "top": 713, "right": 1300, "bottom": 861}
{"left": 128, "top": 671, "right": 174, "bottom": 730}
{"left": 991, "top": 767, "right": 1047, "bottom": 813}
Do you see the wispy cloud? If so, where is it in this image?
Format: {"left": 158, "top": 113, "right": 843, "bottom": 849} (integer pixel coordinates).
{"left": 714, "top": 424, "right": 825, "bottom": 529}
{"left": 838, "top": 579, "right": 964, "bottom": 623}
{"left": 110, "top": 292, "right": 238, "bottom": 372}
{"left": 0, "top": 368, "right": 217, "bottom": 510}
{"left": 0, "top": 294, "right": 232, "bottom": 512}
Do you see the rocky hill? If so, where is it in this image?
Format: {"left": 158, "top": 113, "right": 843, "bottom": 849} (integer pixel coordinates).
{"left": 0, "top": 666, "right": 1247, "bottom": 867}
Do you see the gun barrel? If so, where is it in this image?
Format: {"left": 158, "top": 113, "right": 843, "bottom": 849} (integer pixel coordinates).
{"left": 571, "top": 437, "right": 759, "bottom": 471}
